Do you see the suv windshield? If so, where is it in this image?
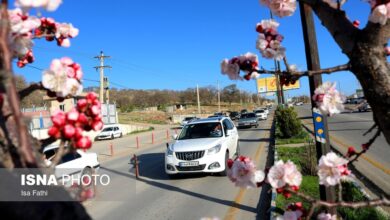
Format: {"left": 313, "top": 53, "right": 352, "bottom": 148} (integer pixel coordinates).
{"left": 241, "top": 113, "right": 256, "bottom": 118}
{"left": 178, "top": 122, "right": 223, "bottom": 140}
{"left": 102, "top": 127, "right": 113, "bottom": 132}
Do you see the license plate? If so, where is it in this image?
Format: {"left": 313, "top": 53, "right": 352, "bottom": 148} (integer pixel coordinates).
{"left": 179, "top": 161, "right": 199, "bottom": 167}
{"left": 245, "top": 123, "right": 250, "bottom": 125}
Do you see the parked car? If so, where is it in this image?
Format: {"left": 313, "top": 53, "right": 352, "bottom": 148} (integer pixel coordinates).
{"left": 254, "top": 109, "right": 267, "bottom": 120}
{"left": 229, "top": 111, "right": 240, "bottom": 120}
{"left": 43, "top": 144, "right": 100, "bottom": 186}
{"left": 95, "top": 125, "right": 123, "bottom": 140}
{"left": 358, "top": 102, "right": 372, "bottom": 112}
{"left": 237, "top": 113, "right": 259, "bottom": 128}
{"left": 165, "top": 117, "right": 239, "bottom": 177}
{"left": 180, "top": 116, "right": 198, "bottom": 126}
{"left": 259, "top": 107, "right": 269, "bottom": 115}
{"left": 295, "top": 102, "right": 304, "bottom": 106}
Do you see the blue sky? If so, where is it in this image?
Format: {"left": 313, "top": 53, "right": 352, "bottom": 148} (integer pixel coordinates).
{"left": 12, "top": 0, "right": 372, "bottom": 98}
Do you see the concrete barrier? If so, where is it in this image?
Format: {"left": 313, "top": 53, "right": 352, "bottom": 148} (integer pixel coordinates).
{"left": 30, "top": 124, "right": 150, "bottom": 142}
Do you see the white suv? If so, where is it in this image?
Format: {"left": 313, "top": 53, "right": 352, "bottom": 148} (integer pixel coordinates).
{"left": 165, "top": 117, "right": 239, "bottom": 177}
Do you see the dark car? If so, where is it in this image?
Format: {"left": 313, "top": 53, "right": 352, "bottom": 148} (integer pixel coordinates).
{"left": 240, "top": 109, "right": 248, "bottom": 114}
{"left": 237, "top": 113, "right": 258, "bottom": 128}
{"left": 229, "top": 111, "right": 240, "bottom": 120}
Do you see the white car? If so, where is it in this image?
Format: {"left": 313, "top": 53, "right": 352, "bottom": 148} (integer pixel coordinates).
{"left": 43, "top": 145, "right": 100, "bottom": 185}
{"left": 254, "top": 109, "right": 267, "bottom": 120}
{"left": 260, "top": 107, "right": 269, "bottom": 115}
{"left": 295, "top": 102, "right": 304, "bottom": 106}
{"left": 95, "top": 125, "right": 123, "bottom": 140}
{"left": 165, "top": 117, "right": 239, "bottom": 176}
{"left": 180, "top": 116, "right": 198, "bottom": 126}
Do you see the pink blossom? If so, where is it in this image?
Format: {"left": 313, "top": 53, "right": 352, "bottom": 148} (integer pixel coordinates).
{"left": 15, "top": 0, "right": 62, "bottom": 11}
{"left": 227, "top": 156, "right": 265, "bottom": 188}
{"left": 260, "top": 0, "right": 297, "bottom": 18}
{"left": 268, "top": 160, "right": 302, "bottom": 189}
{"left": 369, "top": 4, "right": 389, "bottom": 25}
{"left": 256, "top": 19, "right": 286, "bottom": 60}
{"left": 43, "top": 57, "right": 83, "bottom": 97}
{"left": 221, "top": 59, "right": 241, "bottom": 80}
{"left": 317, "top": 212, "right": 337, "bottom": 220}
{"left": 318, "top": 152, "right": 350, "bottom": 186}
{"left": 313, "top": 82, "right": 346, "bottom": 116}
{"left": 283, "top": 161, "right": 302, "bottom": 187}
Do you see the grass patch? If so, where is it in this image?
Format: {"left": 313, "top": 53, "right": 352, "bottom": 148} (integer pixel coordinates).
{"left": 338, "top": 182, "right": 388, "bottom": 220}
{"left": 276, "top": 130, "right": 310, "bottom": 145}
{"left": 276, "top": 176, "right": 320, "bottom": 211}
{"left": 118, "top": 111, "right": 168, "bottom": 125}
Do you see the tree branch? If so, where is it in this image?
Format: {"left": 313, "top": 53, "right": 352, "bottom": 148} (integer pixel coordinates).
{"left": 18, "top": 82, "right": 44, "bottom": 100}
{"left": 0, "top": 0, "right": 36, "bottom": 167}
{"left": 49, "top": 140, "right": 66, "bottom": 167}
{"left": 253, "top": 63, "right": 350, "bottom": 78}
{"left": 300, "top": 0, "right": 359, "bottom": 55}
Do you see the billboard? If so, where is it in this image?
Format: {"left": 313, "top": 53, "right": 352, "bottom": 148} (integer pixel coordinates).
{"left": 256, "top": 76, "right": 300, "bottom": 93}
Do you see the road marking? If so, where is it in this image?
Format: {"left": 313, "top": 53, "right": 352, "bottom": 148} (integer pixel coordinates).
{"left": 301, "top": 119, "right": 390, "bottom": 176}
{"left": 224, "top": 118, "right": 271, "bottom": 220}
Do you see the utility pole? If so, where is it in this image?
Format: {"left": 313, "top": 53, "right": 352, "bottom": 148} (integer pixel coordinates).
{"left": 197, "top": 84, "right": 201, "bottom": 114}
{"left": 299, "top": 2, "right": 336, "bottom": 207}
{"left": 94, "top": 51, "right": 111, "bottom": 103}
{"left": 217, "top": 81, "right": 221, "bottom": 112}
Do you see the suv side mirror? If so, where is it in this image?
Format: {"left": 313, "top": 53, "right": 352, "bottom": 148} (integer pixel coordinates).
{"left": 225, "top": 130, "right": 233, "bottom": 137}
{"left": 172, "top": 134, "right": 178, "bottom": 140}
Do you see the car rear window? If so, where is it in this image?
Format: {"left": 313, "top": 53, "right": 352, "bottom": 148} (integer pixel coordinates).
{"left": 241, "top": 113, "right": 256, "bottom": 118}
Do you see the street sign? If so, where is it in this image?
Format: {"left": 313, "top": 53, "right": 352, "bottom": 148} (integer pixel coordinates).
{"left": 256, "top": 76, "right": 300, "bottom": 93}
{"left": 313, "top": 108, "right": 326, "bottom": 143}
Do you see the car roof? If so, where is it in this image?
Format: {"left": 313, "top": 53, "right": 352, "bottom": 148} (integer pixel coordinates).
{"left": 188, "top": 116, "right": 229, "bottom": 124}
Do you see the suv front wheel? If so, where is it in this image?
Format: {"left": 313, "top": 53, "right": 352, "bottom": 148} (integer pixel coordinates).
{"left": 219, "top": 151, "right": 229, "bottom": 176}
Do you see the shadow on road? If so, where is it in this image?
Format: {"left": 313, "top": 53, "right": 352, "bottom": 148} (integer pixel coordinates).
{"left": 239, "top": 138, "right": 271, "bottom": 143}
{"left": 238, "top": 128, "right": 270, "bottom": 132}
{"left": 99, "top": 166, "right": 258, "bottom": 214}
{"left": 135, "top": 153, "right": 209, "bottom": 181}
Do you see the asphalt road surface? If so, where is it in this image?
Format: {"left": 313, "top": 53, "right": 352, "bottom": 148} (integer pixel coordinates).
{"left": 84, "top": 117, "right": 274, "bottom": 220}
{"left": 295, "top": 105, "right": 390, "bottom": 196}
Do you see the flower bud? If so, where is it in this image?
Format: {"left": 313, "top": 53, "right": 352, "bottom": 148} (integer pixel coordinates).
{"left": 90, "top": 105, "right": 101, "bottom": 116}
{"left": 227, "top": 159, "right": 234, "bottom": 169}
{"left": 51, "top": 111, "right": 66, "bottom": 127}
{"left": 346, "top": 146, "right": 356, "bottom": 157}
{"left": 75, "top": 136, "right": 92, "bottom": 149}
{"left": 66, "top": 108, "right": 79, "bottom": 122}
{"left": 63, "top": 124, "right": 76, "bottom": 139}
{"left": 92, "top": 121, "right": 103, "bottom": 131}
{"left": 77, "top": 99, "right": 88, "bottom": 112}
{"left": 48, "top": 126, "right": 61, "bottom": 138}
{"left": 74, "top": 127, "right": 84, "bottom": 139}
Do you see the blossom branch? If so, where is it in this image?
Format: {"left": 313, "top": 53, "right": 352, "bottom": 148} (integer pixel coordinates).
{"left": 253, "top": 63, "right": 350, "bottom": 78}
{"left": 40, "top": 136, "right": 57, "bottom": 149}
{"left": 32, "top": 34, "right": 56, "bottom": 39}
{"left": 348, "top": 129, "right": 381, "bottom": 164}
{"left": 0, "top": 0, "right": 37, "bottom": 167}
{"left": 363, "top": 123, "right": 378, "bottom": 136}
{"left": 18, "top": 82, "right": 44, "bottom": 100}
{"left": 49, "top": 140, "right": 66, "bottom": 167}
{"left": 285, "top": 187, "right": 390, "bottom": 219}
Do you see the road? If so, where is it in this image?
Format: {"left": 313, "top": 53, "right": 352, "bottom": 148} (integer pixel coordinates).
{"left": 83, "top": 117, "right": 274, "bottom": 220}
{"left": 295, "top": 105, "right": 390, "bottom": 196}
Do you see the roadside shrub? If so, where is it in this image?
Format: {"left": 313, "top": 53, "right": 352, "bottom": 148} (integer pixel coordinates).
{"left": 275, "top": 106, "right": 302, "bottom": 138}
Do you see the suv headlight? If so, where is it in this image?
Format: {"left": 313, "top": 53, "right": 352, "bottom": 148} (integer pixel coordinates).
{"left": 166, "top": 146, "right": 174, "bottom": 156}
{"left": 207, "top": 144, "right": 221, "bottom": 155}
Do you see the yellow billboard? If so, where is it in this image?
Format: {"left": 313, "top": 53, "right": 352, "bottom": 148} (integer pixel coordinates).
{"left": 256, "top": 76, "right": 300, "bottom": 93}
